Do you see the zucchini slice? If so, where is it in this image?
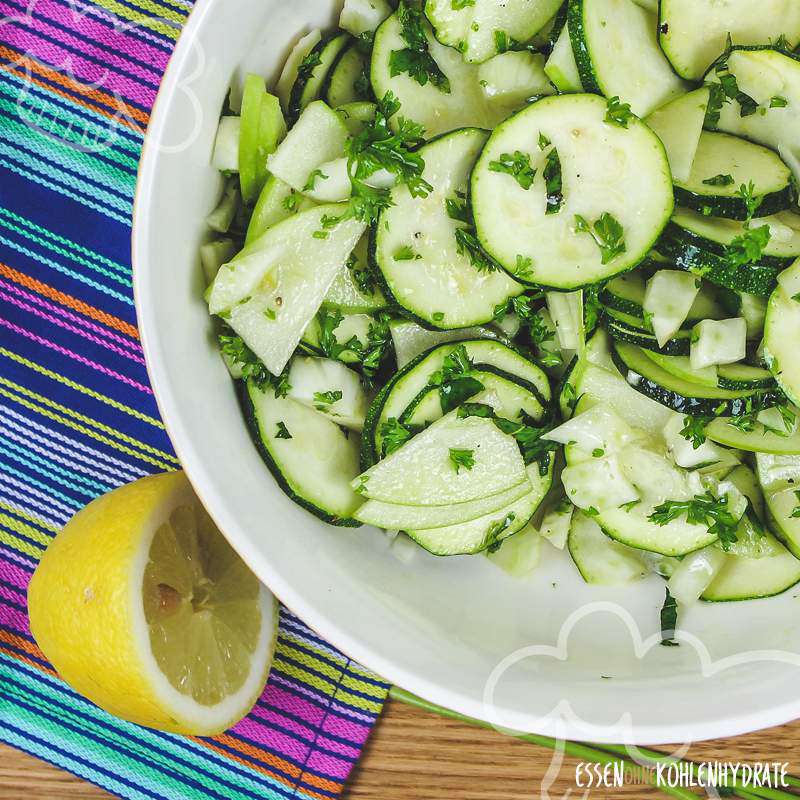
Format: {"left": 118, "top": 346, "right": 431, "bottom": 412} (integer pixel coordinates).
{"left": 324, "top": 41, "right": 372, "bottom": 108}
{"left": 644, "top": 88, "right": 709, "bottom": 184}
{"left": 245, "top": 382, "right": 363, "bottom": 526}
{"left": 477, "top": 51, "right": 555, "bottom": 107}
{"left": 764, "top": 278, "right": 800, "bottom": 406}
{"left": 355, "top": 410, "right": 528, "bottom": 506}
{"left": 472, "top": 94, "right": 674, "bottom": 289}
{"left": 301, "top": 311, "right": 373, "bottom": 366}
{"left": 207, "top": 205, "right": 366, "bottom": 376}
{"left": 757, "top": 453, "right": 800, "bottom": 558}
{"left": 389, "top": 320, "right": 500, "bottom": 370}
{"left": 367, "top": 338, "right": 551, "bottom": 463}
{"left": 544, "top": 23, "right": 583, "bottom": 92}
{"left": 408, "top": 463, "right": 553, "bottom": 556}
{"left": 660, "top": 0, "right": 800, "bottom": 82}
{"left": 371, "top": 10, "right": 520, "bottom": 138}
{"left": 611, "top": 341, "right": 784, "bottom": 416}
{"left": 245, "top": 176, "right": 315, "bottom": 247}
{"left": 276, "top": 30, "right": 323, "bottom": 113}
{"left": 605, "top": 318, "right": 692, "bottom": 357}
{"left": 707, "top": 417, "right": 800, "bottom": 456}
{"left": 601, "top": 272, "right": 724, "bottom": 322}
{"left": 701, "top": 534, "right": 800, "bottom": 601}
{"left": 567, "top": 0, "right": 686, "bottom": 117}
{"left": 704, "top": 47, "right": 800, "bottom": 176}
{"left": 717, "top": 363, "right": 777, "bottom": 392}
{"left": 373, "top": 127, "right": 522, "bottom": 329}
{"left": 674, "top": 132, "right": 795, "bottom": 220}
{"left": 323, "top": 237, "right": 388, "bottom": 314}
{"left": 288, "top": 33, "right": 350, "bottom": 125}
{"left": 424, "top": 0, "right": 562, "bottom": 64}
{"left": 568, "top": 510, "right": 648, "bottom": 584}
{"left": 355, "top": 479, "right": 532, "bottom": 530}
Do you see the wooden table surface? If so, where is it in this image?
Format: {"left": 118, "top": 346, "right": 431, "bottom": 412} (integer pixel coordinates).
{"left": 1, "top": 699, "right": 798, "bottom": 799}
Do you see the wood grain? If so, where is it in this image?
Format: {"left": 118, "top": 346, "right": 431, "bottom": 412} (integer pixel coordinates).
{"left": 1, "top": 700, "right": 799, "bottom": 799}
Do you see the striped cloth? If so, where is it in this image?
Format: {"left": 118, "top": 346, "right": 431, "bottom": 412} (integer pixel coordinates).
{"left": 0, "top": 1, "right": 390, "bottom": 798}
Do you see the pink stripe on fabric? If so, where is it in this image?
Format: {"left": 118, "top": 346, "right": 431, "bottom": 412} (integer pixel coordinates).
{"left": 301, "top": 750, "right": 354, "bottom": 780}
{"left": 248, "top": 705, "right": 318, "bottom": 743}
{"left": 0, "top": 278, "right": 142, "bottom": 354}
{"left": 312, "top": 735, "right": 359, "bottom": 761}
{"left": 0, "top": 603, "right": 32, "bottom": 636}
{"left": 21, "top": 0, "right": 171, "bottom": 70}
{"left": 260, "top": 684, "right": 328, "bottom": 727}
{"left": 0, "top": 581, "right": 26, "bottom": 607}
{"left": 0, "top": 24, "right": 157, "bottom": 107}
{"left": 0, "top": 545, "right": 37, "bottom": 569}
{"left": 0, "top": 290, "right": 146, "bottom": 365}
{"left": 269, "top": 674, "right": 377, "bottom": 728}
{"left": 0, "top": 317, "right": 153, "bottom": 394}
{"left": 0, "top": 559, "right": 32, "bottom": 591}
{"left": 321, "top": 713, "right": 371, "bottom": 746}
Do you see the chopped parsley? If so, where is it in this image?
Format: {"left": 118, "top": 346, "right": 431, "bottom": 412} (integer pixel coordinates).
{"left": 379, "top": 417, "right": 414, "bottom": 457}
{"left": 574, "top": 212, "right": 626, "bottom": 264}
{"left": 649, "top": 491, "right": 740, "bottom": 550}
{"left": 543, "top": 147, "right": 563, "bottom": 214}
{"left": 486, "top": 513, "right": 517, "bottom": 550}
{"left": 394, "top": 245, "right": 419, "bottom": 261}
{"left": 770, "top": 96, "right": 789, "bottom": 108}
{"left": 620, "top": 499, "right": 641, "bottom": 512}
{"left": 390, "top": 2, "right": 450, "bottom": 93}
{"left": 303, "top": 169, "right": 328, "bottom": 192}
{"left": 313, "top": 390, "right": 343, "bottom": 410}
{"left": 512, "top": 254, "right": 534, "bottom": 281}
{"left": 282, "top": 192, "right": 299, "bottom": 212}
{"left": 452, "top": 0, "right": 476, "bottom": 8}
{"left": 702, "top": 173, "right": 734, "bottom": 187}
{"left": 680, "top": 415, "right": 709, "bottom": 449}
{"left": 726, "top": 223, "right": 771, "bottom": 269}
{"left": 489, "top": 151, "right": 537, "bottom": 190}
{"left": 660, "top": 589, "right": 680, "bottom": 647}
{"left": 275, "top": 421, "right": 292, "bottom": 439}
{"left": 455, "top": 227, "right": 500, "bottom": 273}
{"left": 538, "top": 132, "right": 551, "bottom": 150}
{"left": 218, "top": 333, "right": 273, "bottom": 391}
{"left": 604, "top": 96, "right": 634, "bottom": 128}
{"left": 296, "top": 48, "right": 322, "bottom": 85}
{"left": 449, "top": 447, "right": 476, "bottom": 473}
{"left": 592, "top": 448, "right": 605, "bottom": 458}
{"left": 791, "top": 490, "right": 800, "bottom": 519}
{"left": 445, "top": 192, "right": 471, "bottom": 223}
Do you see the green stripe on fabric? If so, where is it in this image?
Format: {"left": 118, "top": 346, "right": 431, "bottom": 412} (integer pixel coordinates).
{"left": 0, "top": 93, "right": 140, "bottom": 170}
{"left": 0, "top": 498, "right": 58, "bottom": 532}
{"left": 0, "top": 208, "right": 132, "bottom": 279}
{"left": 1, "top": 666, "right": 284, "bottom": 800}
{"left": 0, "top": 127, "right": 135, "bottom": 211}
{"left": 0, "top": 527, "right": 46, "bottom": 557}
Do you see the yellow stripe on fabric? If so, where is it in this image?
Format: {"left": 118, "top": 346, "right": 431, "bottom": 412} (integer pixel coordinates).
{"left": 0, "top": 528, "right": 42, "bottom": 559}
{"left": 0, "top": 511, "right": 52, "bottom": 548}
{"left": 0, "top": 383, "right": 176, "bottom": 471}
{"left": 90, "top": 0, "right": 185, "bottom": 38}
{"left": 0, "top": 348, "right": 164, "bottom": 430}
{"left": 339, "top": 674, "right": 387, "bottom": 702}
{"left": 0, "top": 499, "right": 58, "bottom": 533}
{"left": 331, "top": 687, "right": 384, "bottom": 715}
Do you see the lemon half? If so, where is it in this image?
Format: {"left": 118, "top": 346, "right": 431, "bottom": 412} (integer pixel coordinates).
{"left": 28, "top": 471, "right": 277, "bottom": 735}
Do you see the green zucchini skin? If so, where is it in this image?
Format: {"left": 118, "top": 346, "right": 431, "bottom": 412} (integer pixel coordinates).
{"left": 240, "top": 381, "right": 362, "bottom": 528}
{"left": 566, "top": 0, "right": 601, "bottom": 93}
{"left": 716, "top": 366, "right": 777, "bottom": 392}
{"left": 673, "top": 184, "right": 797, "bottom": 222}
{"left": 656, "top": 223, "right": 787, "bottom": 296}
{"left": 287, "top": 32, "right": 350, "bottom": 125}
{"left": 610, "top": 344, "right": 785, "bottom": 416}
{"left": 605, "top": 318, "right": 692, "bottom": 356}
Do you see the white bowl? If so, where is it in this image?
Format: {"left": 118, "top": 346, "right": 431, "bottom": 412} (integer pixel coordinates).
{"left": 133, "top": 0, "right": 800, "bottom": 744}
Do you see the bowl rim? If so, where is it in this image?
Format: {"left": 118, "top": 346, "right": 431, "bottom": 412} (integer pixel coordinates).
{"left": 131, "top": 0, "right": 800, "bottom": 744}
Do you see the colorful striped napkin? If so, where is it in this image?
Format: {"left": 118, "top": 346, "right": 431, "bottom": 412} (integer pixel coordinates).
{"left": 0, "top": 0, "right": 390, "bottom": 797}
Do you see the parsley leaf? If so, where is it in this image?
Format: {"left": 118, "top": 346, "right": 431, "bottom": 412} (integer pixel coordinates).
{"left": 445, "top": 193, "right": 471, "bottom": 223}
{"left": 282, "top": 192, "right": 299, "bottom": 212}
{"left": 455, "top": 227, "right": 500, "bottom": 273}
{"left": 344, "top": 91, "right": 432, "bottom": 226}
{"left": 538, "top": 132, "right": 551, "bottom": 150}
{"left": 390, "top": 2, "right": 450, "bottom": 93}
{"left": 218, "top": 333, "right": 272, "bottom": 390}
{"left": 379, "top": 417, "right": 414, "bottom": 457}
{"left": 770, "top": 96, "right": 789, "bottom": 108}
{"left": 313, "top": 390, "right": 343, "bottom": 409}
{"left": 275, "top": 421, "right": 292, "bottom": 439}
{"left": 660, "top": 589, "right": 680, "bottom": 647}
{"left": 296, "top": 48, "right": 322, "bottom": 85}
{"left": 726, "top": 224, "right": 771, "bottom": 269}
{"left": 543, "top": 147, "right": 563, "bottom": 215}
{"left": 680, "top": 415, "right": 709, "bottom": 449}
{"left": 394, "top": 245, "right": 418, "bottom": 261}
{"left": 791, "top": 490, "right": 800, "bottom": 519}
{"left": 605, "top": 96, "right": 634, "bottom": 128}
{"left": 449, "top": 447, "right": 476, "bottom": 473}
{"left": 303, "top": 169, "right": 328, "bottom": 192}
{"left": 702, "top": 173, "right": 734, "bottom": 187}
{"left": 649, "top": 491, "right": 740, "bottom": 550}
{"left": 489, "top": 151, "right": 537, "bottom": 190}
{"left": 574, "top": 213, "right": 626, "bottom": 264}
{"left": 512, "top": 254, "right": 534, "bottom": 281}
